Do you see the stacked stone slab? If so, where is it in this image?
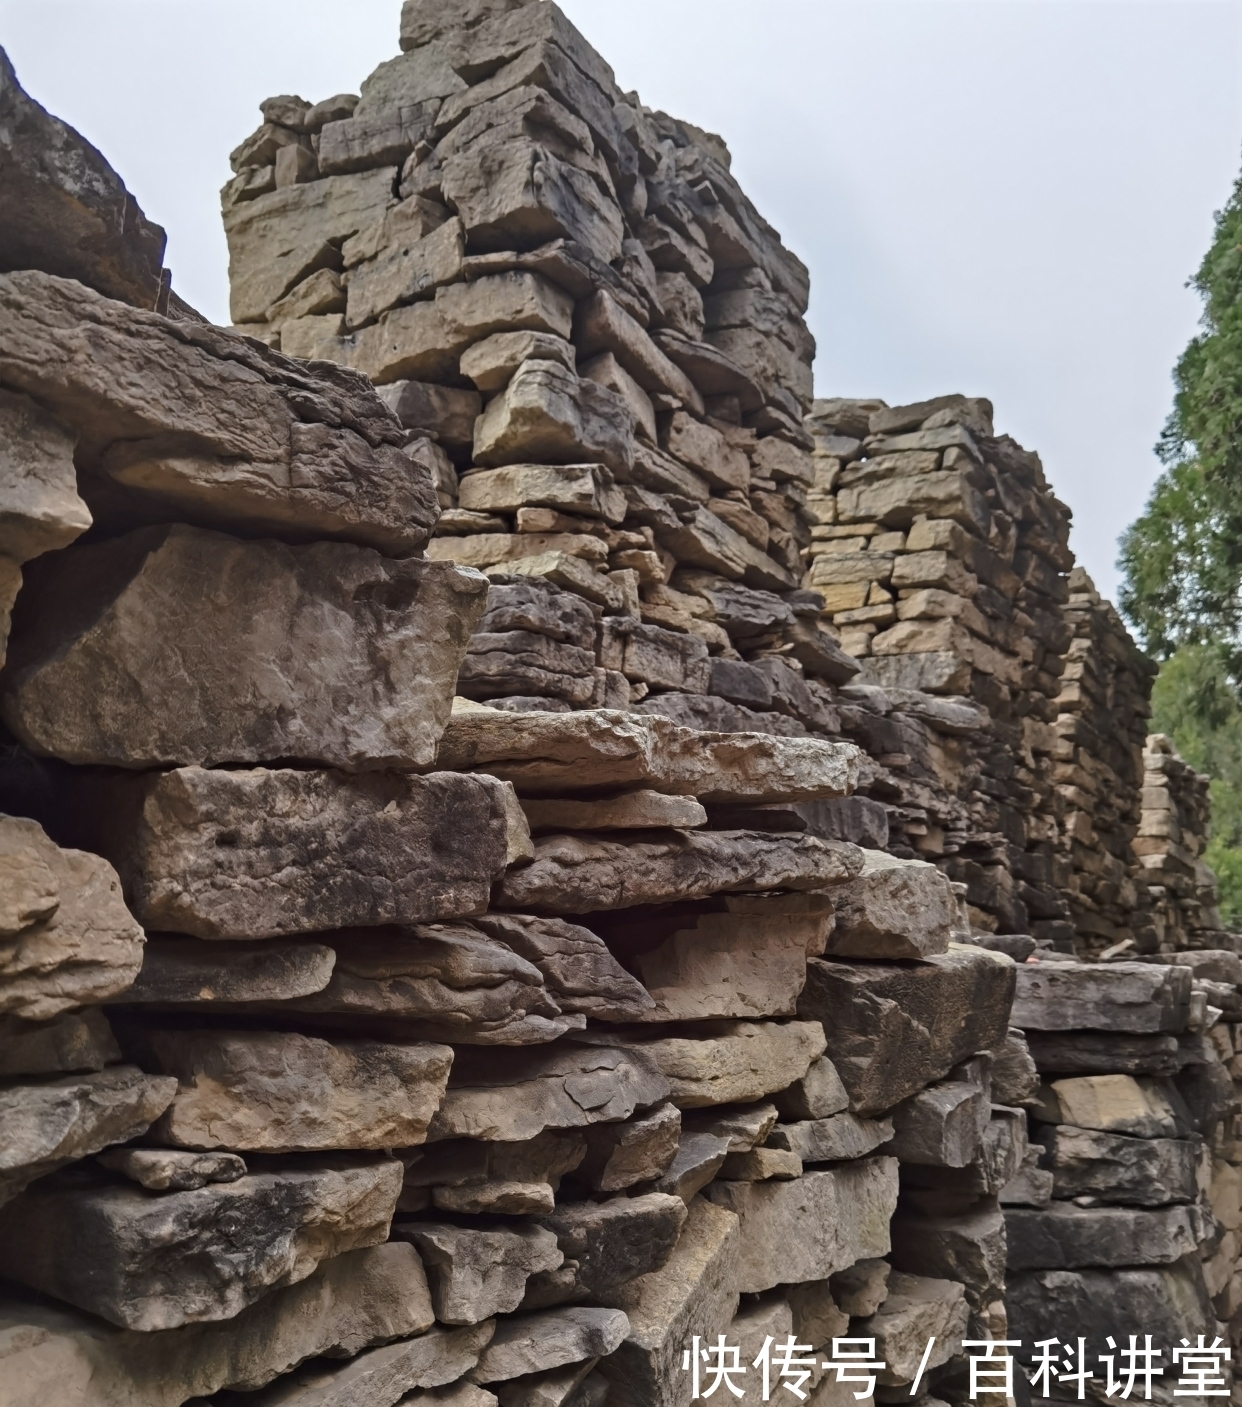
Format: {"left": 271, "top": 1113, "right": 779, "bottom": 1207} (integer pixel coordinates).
{"left": 0, "top": 36, "right": 1038, "bottom": 1407}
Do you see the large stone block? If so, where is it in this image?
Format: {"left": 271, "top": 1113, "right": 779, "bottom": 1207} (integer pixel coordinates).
{"left": 493, "top": 830, "right": 860, "bottom": 915}
{"left": 0, "top": 388, "right": 91, "bottom": 564}
{"left": 625, "top": 1020, "right": 826, "bottom": 1109}
{"left": 0, "top": 1158, "right": 403, "bottom": 1330}
{"left": 459, "top": 463, "right": 625, "bottom": 524}
{"left": 1012, "top": 961, "right": 1192, "bottom": 1034}
{"left": 3, "top": 525, "right": 487, "bottom": 770}
{"left": 427, "top": 1042, "right": 670, "bottom": 1142}
{"left": 0, "top": 48, "right": 166, "bottom": 306}
{"left": 129, "top": 1028, "right": 453, "bottom": 1152}
{"left": 888, "top": 1203, "right": 1006, "bottom": 1310}
{"left": 0, "top": 814, "right": 144, "bottom": 1022}
{"left": 473, "top": 359, "right": 636, "bottom": 478}
{"left": 796, "top": 946, "right": 1015, "bottom": 1116}
{"left": 705, "top": 1157, "right": 899, "bottom": 1293}
{"left": 1005, "top": 1203, "right": 1199, "bottom": 1271}
{"left": 854, "top": 1272, "right": 968, "bottom": 1387}
{"left": 1041, "top": 1074, "right": 1186, "bottom": 1138}
{"left": 0, "top": 1242, "right": 436, "bottom": 1407}
{"left": 223, "top": 167, "right": 396, "bottom": 323}
{"left": 767, "top": 1111, "right": 893, "bottom": 1164}
{"left": 436, "top": 706, "right": 862, "bottom": 803}
{"left": 533, "top": 1193, "right": 688, "bottom": 1298}
{"left": 0, "top": 271, "right": 438, "bottom": 554}
{"left": 822, "top": 850, "right": 957, "bottom": 960}
{"left": 0, "top": 1066, "right": 176, "bottom": 1206}
{"left": 240, "top": 1322, "right": 496, "bottom": 1406}
{"left": 1037, "top": 1125, "right": 1198, "bottom": 1206}
{"left": 629, "top": 894, "right": 832, "bottom": 1022}
{"left": 595, "top": 1196, "right": 740, "bottom": 1407}
{"left": 398, "top": 1222, "right": 561, "bottom": 1325}
{"left": 54, "top": 766, "right": 518, "bottom": 940}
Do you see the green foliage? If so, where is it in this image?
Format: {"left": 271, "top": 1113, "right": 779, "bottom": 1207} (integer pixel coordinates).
{"left": 1119, "top": 163, "right": 1242, "bottom": 662}
{"left": 1149, "top": 643, "right": 1242, "bottom": 926}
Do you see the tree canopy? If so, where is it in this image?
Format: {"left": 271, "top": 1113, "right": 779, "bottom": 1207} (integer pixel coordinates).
{"left": 1119, "top": 165, "right": 1242, "bottom": 667}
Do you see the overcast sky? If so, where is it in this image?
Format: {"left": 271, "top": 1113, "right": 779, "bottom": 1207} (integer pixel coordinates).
{"left": 2, "top": 0, "right": 1239, "bottom": 606}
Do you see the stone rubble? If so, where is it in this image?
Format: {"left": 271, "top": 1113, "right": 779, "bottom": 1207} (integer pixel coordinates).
{"left": 1, "top": 5, "right": 1242, "bottom": 1406}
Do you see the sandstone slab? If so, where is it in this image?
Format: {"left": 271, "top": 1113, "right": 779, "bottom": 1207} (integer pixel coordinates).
{"left": 493, "top": 831, "right": 860, "bottom": 915}
{"left": 0, "top": 1158, "right": 403, "bottom": 1330}
{"left": 0, "top": 1006, "right": 120, "bottom": 1076}
{"left": 1012, "top": 961, "right": 1192, "bottom": 1034}
{"left": 705, "top": 1157, "right": 899, "bottom": 1293}
{"left": 131, "top": 1027, "right": 453, "bottom": 1152}
{"left": 428, "top": 1042, "right": 670, "bottom": 1143}
{"left": 0, "top": 815, "right": 144, "bottom": 1022}
{"left": 823, "top": 850, "right": 956, "bottom": 960}
{"left": 245, "top": 1322, "right": 496, "bottom": 1406}
{"left": 1005, "top": 1203, "right": 1198, "bottom": 1271}
{"left": 854, "top": 1273, "right": 968, "bottom": 1386}
{"left": 397, "top": 1223, "right": 562, "bottom": 1324}
{"left": 650, "top": 1130, "right": 731, "bottom": 1203}
{"left": 595, "top": 1196, "right": 740, "bottom": 1407}
{"left": 119, "top": 934, "right": 336, "bottom": 1005}
{"left": 885, "top": 1075, "right": 990, "bottom": 1168}
{"left": 470, "top": 1308, "right": 629, "bottom": 1385}
{"left": 437, "top": 706, "right": 862, "bottom": 803}
{"left": 0, "top": 1242, "right": 435, "bottom": 1407}
{"left": 773, "top": 1055, "right": 850, "bottom": 1122}
{"left": 1037, "top": 1125, "right": 1198, "bottom": 1206}
{"left": 96, "top": 1146, "right": 247, "bottom": 1192}
{"left": 0, "top": 387, "right": 91, "bottom": 563}
{"left": 0, "top": 1066, "right": 176, "bottom": 1205}
{"left": 577, "top": 1102, "right": 681, "bottom": 1191}
{"left": 534, "top": 1193, "right": 688, "bottom": 1297}
{"left": 62, "top": 766, "right": 517, "bottom": 940}
{"left": 797, "top": 947, "right": 1015, "bottom": 1116}
{"left": 3, "top": 525, "right": 487, "bottom": 770}
{"left": 1042, "top": 1074, "right": 1186, "bottom": 1138}
{"left": 0, "top": 270, "right": 438, "bottom": 553}
{"left": 459, "top": 463, "right": 625, "bottom": 524}
{"left": 767, "top": 1111, "right": 893, "bottom": 1164}
{"left": 520, "top": 790, "right": 708, "bottom": 832}
{"left": 621, "top": 1020, "right": 826, "bottom": 1109}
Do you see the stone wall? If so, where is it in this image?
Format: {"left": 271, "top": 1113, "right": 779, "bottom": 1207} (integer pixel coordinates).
{"left": 2, "top": 2, "right": 1242, "bottom": 1404}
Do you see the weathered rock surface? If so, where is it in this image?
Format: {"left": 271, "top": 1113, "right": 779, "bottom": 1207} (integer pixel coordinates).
{"left": 705, "top": 1157, "right": 899, "bottom": 1293}
{"left": 767, "top": 1111, "right": 893, "bottom": 1164}
{"left": 885, "top": 1071, "right": 991, "bottom": 1168}
{"left": 577, "top": 1102, "right": 681, "bottom": 1191}
{"left": 96, "top": 1146, "right": 247, "bottom": 1191}
{"left": 829, "top": 1258, "right": 891, "bottom": 1316}
{"left": 773, "top": 1055, "right": 850, "bottom": 1122}
{"left": 0, "top": 387, "right": 91, "bottom": 564}
{"left": 244, "top": 1321, "right": 497, "bottom": 1405}
{"left": 0, "top": 815, "right": 144, "bottom": 1022}
{"left": 59, "top": 766, "right": 518, "bottom": 940}
{"left": 0, "top": 1242, "right": 436, "bottom": 1407}
{"left": 888, "top": 1203, "right": 1007, "bottom": 1309}
{"left": 472, "top": 913, "right": 655, "bottom": 1021}
{"left": 0, "top": 48, "right": 166, "bottom": 306}
{"left": 1012, "top": 961, "right": 1193, "bottom": 1034}
{"left": 1005, "top": 1203, "right": 1198, "bottom": 1270}
{"left": 797, "top": 946, "right": 1015, "bottom": 1115}
{"left": 854, "top": 1273, "right": 967, "bottom": 1386}
{"left": 630, "top": 894, "right": 832, "bottom": 1022}
{"left": 470, "top": 1308, "right": 629, "bottom": 1384}
{"left": 129, "top": 1027, "right": 453, "bottom": 1151}
{"left": 1041, "top": 1074, "right": 1186, "bottom": 1138}
{"left": 119, "top": 935, "right": 336, "bottom": 1005}
{"left": 0, "top": 1066, "right": 176, "bottom": 1205}
{"left": 650, "top": 1130, "right": 732, "bottom": 1203}
{"left": 493, "top": 830, "right": 860, "bottom": 915}
{"left": 0, "top": 1158, "right": 404, "bottom": 1330}
{"left": 617, "top": 1020, "right": 826, "bottom": 1108}
{"left": 397, "top": 1223, "right": 563, "bottom": 1324}
{"left": 519, "top": 790, "right": 708, "bottom": 832}
{"left": 533, "top": 1193, "right": 688, "bottom": 1297}
{"left": 595, "top": 1196, "right": 740, "bottom": 1407}
{"left": 1036, "top": 1125, "right": 1198, "bottom": 1206}
{"left": 2, "top": 526, "right": 487, "bottom": 770}
{"left": 1024, "top": 1029, "right": 1182, "bottom": 1077}
{"left": 428, "top": 1042, "right": 670, "bottom": 1142}
{"left": 0, "top": 271, "right": 439, "bottom": 552}
{"left": 0, "top": 1006, "right": 120, "bottom": 1076}
{"left": 822, "top": 850, "right": 957, "bottom": 959}
{"left": 436, "top": 707, "right": 862, "bottom": 803}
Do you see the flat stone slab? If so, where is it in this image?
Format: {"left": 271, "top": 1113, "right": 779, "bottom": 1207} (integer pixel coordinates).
{"left": 705, "top": 1157, "right": 899, "bottom": 1293}
{"left": 0, "top": 1066, "right": 177, "bottom": 1205}
{"left": 519, "top": 790, "right": 708, "bottom": 832}
{"left": 533, "top": 1193, "right": 688, "bottom": 1297}
{"left": 428, "top": 1043, "right": 671, "bottom": 1143}
{"left": 0, "top": 1242, "right": 436, "bottom": 1407}
{"left": 2, "top": 525, "right": 488, "bottom": 770}
{"left": 0, "top": 270, "right": 439, "bottom": 553}
{"left": 822, "top": 850, "right": 957, "bottom": 959}
{"left": 129, "top": 1027, "right": 453, "bottom": 1151}
{"left": 0, "top": 814, "right": 144, "bottom": 1022}
{"left": 767, "top": 1111, "right": 893, "bottom": 1164}
{"left": 436, "top": 707, "right": 862, "bottom": 804}
{"left": 1037, "top": 1125, "right": 1198, "bottom": 1206}
{"left": 0, "top": 1158, "right": 404, "bottom": 1330}
{"left": 1005, "top": 1203, "right": 1199, "bottom": 1270}
{"left": 1012, "top": 961, "right": 1192, "bottom": 1034}
{"left": 470, "top": 1307, "right": 629, "bottom": 1385}
{"left": 62, "top": 766, "right": 519, "bottom": 939}
{"left": 493, "top": 831, "right": 861, "bottom": 915}
{"left": 96, "top": 1146, "right": 247, "bottom": 1192}
{"left": 797, "top": 946, "right": 1015, "bottom": 1116}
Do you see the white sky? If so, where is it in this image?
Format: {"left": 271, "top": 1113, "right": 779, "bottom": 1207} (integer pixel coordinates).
{"left": 2, "top": 0, "right": 1239, "bottom": 606}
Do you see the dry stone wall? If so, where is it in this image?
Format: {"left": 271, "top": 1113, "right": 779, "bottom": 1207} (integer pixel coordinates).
{"left": 2, "top": 2, "right": 1242, "bottom": 1404}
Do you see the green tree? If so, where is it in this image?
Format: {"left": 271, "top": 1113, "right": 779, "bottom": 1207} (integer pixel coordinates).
{"left": 1119, "top": 162, "right": 1242, "bottom": 663}
{"left": 1148, "top": 643, "right": 1242, "bottom": 927}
